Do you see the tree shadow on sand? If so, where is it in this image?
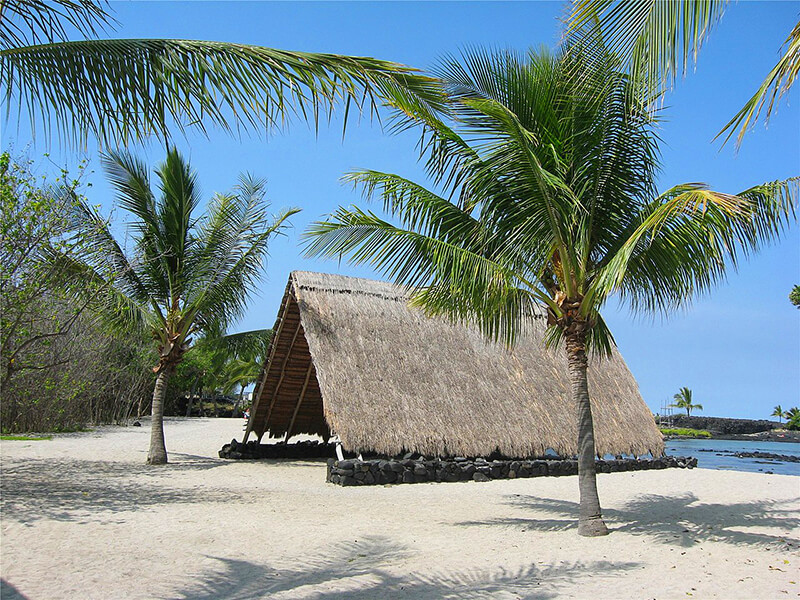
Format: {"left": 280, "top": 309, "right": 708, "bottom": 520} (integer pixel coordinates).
{"left": 170, "top": 536, "right": 640, "bottom": 600}
{"left": 1, "top": 579, "right": 30, "bottom": 600}
{"left": 1, "top": 456, "right": 232, "bottom": 525}
{"left": 456, "top": 493, "right": 800, "bottom": 549}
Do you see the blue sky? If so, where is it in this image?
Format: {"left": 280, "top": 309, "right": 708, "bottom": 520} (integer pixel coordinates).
{"left": 3, "top": 1, "right": 798, "bottom": 419}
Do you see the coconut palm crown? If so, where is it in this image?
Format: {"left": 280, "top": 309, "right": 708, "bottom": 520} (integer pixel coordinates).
{"left": 304, "top": 45, "right": 797, "bottom": 536}
{"left": 63, "top": 148, "right": 298, "bottom": 464}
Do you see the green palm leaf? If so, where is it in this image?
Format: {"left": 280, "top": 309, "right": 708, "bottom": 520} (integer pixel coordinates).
{"left": 1, "top": 38, "right": 445, "bottom": 147}
{"left": 717, "top": 21, "right": 800, "bottom": 147}
{"left": 567, "top": 0, "right": 800, "bottom": 147}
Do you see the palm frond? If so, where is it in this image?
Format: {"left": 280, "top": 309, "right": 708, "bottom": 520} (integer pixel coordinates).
{"left": 590, "top": 178, "right": 798, "bottom": 314}
{"left": 188, "top": 200, "right": 299, "bottom": 332}
{"left": 45, "top": 245, "right": 158, "bottom": 335}
{"left": 1, "top": 38, "right": 445, "bottom": 147}
{"left": 716, "top": 20, "right": 800, "bottom": 148}
{"left": 567, "top": 0, "right": 729, "bottom": 102}
{"left": 0, "top": 0, "right": 114, "bottom": 49}
{"left": 217, "top": 328, "right": 272, "bottom": 360}
{"left": 304, "top": 206, "right": 555, "bottom": 344}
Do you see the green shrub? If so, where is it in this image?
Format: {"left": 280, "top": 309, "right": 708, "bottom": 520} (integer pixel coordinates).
{"left": 660, "top": 427, "right": 712, "bottom": 438}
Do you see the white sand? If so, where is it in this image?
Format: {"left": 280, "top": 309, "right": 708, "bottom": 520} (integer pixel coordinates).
{"left": 1, "top": 418, "right": 798, "bottom": 600}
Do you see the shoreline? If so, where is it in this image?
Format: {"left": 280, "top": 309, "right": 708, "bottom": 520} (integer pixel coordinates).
{"left": 664, "top": 431, "right": 800, "bottom": 443}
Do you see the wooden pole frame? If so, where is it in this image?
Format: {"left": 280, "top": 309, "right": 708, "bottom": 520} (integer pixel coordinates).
{"left": 242, "top": 288, "right": 294, "bottom": 444}
{"left": 263, "top": 316, "right": 304, "bottom": 429}
{"left": 284, "top": 361, "right": 314, "bottom": 443}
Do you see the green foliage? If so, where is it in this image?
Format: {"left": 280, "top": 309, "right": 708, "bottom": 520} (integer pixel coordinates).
{"left": 62, "top": 149, "right": 297, "bottom": 374}
{"left": 772, "top": 405, "right": 785, "bottom": 422}
{"left": 567, "top": 1, "right": 800, "bottom": 148}
{"left": 305, "top": 46, "right": 797, "bottom": 350}
{"left": 659, "top": 428, "right": 712, "bottom": 438}
{"left": 0, "top": 434, "right": 53, "bottom": 441}
{"left": 0, "top": 1, "right": 445, "bottom": 147}
{"left": 790, "top": 285, "right": 800, "bottom": 308}
{"left": 0, "top": 150, "right": 155, "bottom": 432}
{"left": 785, "top": 407, "right": 800, "bottom": 431}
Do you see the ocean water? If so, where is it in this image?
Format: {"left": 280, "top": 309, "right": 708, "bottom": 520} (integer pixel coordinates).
{"left": 664, "top": 438, "right": 800, "bottom": 476}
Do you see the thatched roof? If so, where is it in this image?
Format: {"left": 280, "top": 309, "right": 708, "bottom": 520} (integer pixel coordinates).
{"left": 245, "top": 271, "right": 664, "bottom": 458}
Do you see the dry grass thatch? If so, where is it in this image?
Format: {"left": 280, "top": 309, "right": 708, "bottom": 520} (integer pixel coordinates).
{"left": 245, "top": 271, "right": 664, "bottom": 458}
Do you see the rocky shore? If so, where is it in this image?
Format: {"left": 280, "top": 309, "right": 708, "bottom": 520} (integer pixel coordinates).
{"left": 696, "top": 448, "right": 800, "bottom": 463}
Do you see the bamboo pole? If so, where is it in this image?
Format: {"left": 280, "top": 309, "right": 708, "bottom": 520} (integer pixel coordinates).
{"left": 242, "top": 290, "right": 293, "bottom": 444}
{"left": 263, "top": 316, "right": 304, "bottom": 427}
{"left": 284, "top": 361, "right": 314, "bottom": 443}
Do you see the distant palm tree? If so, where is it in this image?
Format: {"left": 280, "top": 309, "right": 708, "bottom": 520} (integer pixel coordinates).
{"left": 0, "top": 1, "right": 443, "bottom": 147}
{"left": 671, "top": 387, "right": 703, "bottom": 417}
{"left": 305, "top": 46, "right": 796, "bottom": 536}
{"left": 783, "top": 407, "right": 800, "bottom": 431}
{"left": 60, "top": 149, "right": 297, "bottom": 464}
{"left": 772, "top": 405, "right": 785, "bottom": 423}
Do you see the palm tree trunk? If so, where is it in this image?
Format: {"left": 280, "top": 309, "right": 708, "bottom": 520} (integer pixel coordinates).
{"left": 231, "top": 383, "right": 245, "bottom": 417}
{"left": 147, "top": 369, "right": 169, "bottom": 465}
{"left": 565, "top": 330, "right": 609, "bottom": 537}
{"left": 185, "top": 375, "right": 200, "bottom": 417}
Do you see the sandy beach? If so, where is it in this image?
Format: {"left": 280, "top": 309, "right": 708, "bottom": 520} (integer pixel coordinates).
{"left": 1, "top": 418, "right": 798, "bottom": 599}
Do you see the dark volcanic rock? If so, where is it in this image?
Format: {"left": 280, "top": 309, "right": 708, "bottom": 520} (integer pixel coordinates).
{"left": 669, "top": 415, "right": 779, "bottom": 435}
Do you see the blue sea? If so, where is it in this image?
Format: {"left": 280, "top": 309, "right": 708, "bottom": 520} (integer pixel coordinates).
{"left": 664, "top": 439, "right": 800, "bottom": 476}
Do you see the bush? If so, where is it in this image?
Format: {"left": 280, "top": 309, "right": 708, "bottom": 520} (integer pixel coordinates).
{"left": 660, "top": 427, "right": 712, "bottom": 438}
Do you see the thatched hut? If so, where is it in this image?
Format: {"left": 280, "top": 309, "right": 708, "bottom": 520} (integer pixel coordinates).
{"left": 244, "top": 271, "right": 663, "bottom": 458}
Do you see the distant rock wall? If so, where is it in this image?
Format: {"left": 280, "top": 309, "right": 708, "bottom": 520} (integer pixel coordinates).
{"left": 668, "top": 415, "right": 778, "bottom": 435}
{"left": 326, "top": 455, "right": 697, "bottom": 486}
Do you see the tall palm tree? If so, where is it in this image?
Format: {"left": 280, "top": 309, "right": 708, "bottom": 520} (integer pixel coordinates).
{"left": 304, "top": 46, "right": 797, "bottom": 536}
{"left": 0, "top": 1, "right": 443, "bottom": 147}
{"left": 567, "top": 1, "right": 800, "bottom": 148}
{"left": 772, "top": 405, "right": 784, "bottom": 423}
{"left": 61, "top": 148, "right": 298, "bottom": 464}
{"left": 671, "top": 387, "right": 702, "bottom": 417}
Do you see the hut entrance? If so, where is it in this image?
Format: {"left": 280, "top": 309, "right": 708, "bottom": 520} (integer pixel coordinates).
{"left": 243, "top": 283, "right": 330, "bottom": 444}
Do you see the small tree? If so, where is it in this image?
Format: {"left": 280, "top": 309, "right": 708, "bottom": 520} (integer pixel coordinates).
{"left": 60, "top": 149, "right": 297, "bottom": 464}
{"left": 772, "top": 405, "right": 785, "bottom": 423}
{"left": 671, "top": 387, "right": 703, "bottom": 417}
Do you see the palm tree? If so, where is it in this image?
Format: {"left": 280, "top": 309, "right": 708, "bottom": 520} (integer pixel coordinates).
{"left": 304, "top": 46, "right": 797, "bottom": 536}
{"left": 671, "top": 387, "right": 702, "bottom": 417}
{"left": 786, "top": 407, "right": 800, "bottom": 431}
{"left": 207, "top": 327, "right": 271, "bottom": 416}
{"left": 567, "top": 1, "right": 800, "bottom": 147}
{"left": 0, "top": 1, "right": 443, "bottom": 147}
{"left": 772, "top": 405, "right": 784, "bottom": 423}
{"left": 61, "top": 148, "right": 297, "bottom": 464}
